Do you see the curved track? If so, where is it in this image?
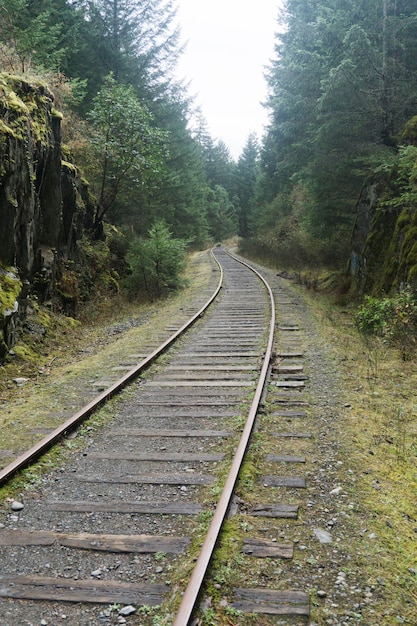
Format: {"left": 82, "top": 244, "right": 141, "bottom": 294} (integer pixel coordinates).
{"left": 0, "top": 248, "right": 313, "bottom": 625}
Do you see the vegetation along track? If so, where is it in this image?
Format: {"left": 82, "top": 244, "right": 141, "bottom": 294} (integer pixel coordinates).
{"left": 0, "top": 248, "right": 312, "bottom": 625}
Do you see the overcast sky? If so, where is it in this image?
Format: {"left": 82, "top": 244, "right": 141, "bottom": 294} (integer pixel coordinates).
{"left": 175, "top": 1, "right": 281, "bottom": 160}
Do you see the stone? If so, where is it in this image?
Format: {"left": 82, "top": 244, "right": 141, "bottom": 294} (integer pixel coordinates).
{"left": 119, "top": 606, "right": 136, "bottom": 616}
{"left": 11, "top": 501, "right": 24, "bottom": 511}
{"left": 314, "top": 528, "right": 333, "bottom": 544}
{"left": 12, "top": 378, "right": 29, "bottom": 386}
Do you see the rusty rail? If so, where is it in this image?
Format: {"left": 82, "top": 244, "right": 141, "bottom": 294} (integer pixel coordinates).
{"left": 172, "top": 249, "right": 276, "bottom": 626}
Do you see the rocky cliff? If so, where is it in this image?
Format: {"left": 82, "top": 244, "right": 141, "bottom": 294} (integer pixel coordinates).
{"left": 0, "top": 73, "right": 95, "bottom": 361}
{"left": 349, "top": 117, "right": 417, "bottom": 296}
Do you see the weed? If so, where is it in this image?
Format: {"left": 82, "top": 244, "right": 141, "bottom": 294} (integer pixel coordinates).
{"left": 225, "top": 605, "right": 243, "bottom": 617}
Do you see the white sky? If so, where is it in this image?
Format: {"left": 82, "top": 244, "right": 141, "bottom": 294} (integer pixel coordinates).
{"left": 175, "top": 1, "right": 280, "bottom": 160}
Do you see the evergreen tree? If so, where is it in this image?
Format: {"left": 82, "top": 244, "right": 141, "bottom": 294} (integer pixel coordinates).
{"left": 0, "top": 0, "right": 76, "bottom": 72}
{"left": 67, "top": 0, "right": 182, "bottom": 107}
{"left": 256, "top": 0, "right": 417, "bottom": 255}
{"left": 121, "top": 89, "right": 209, "bottom": 246}
{"left": 205, "top": 185, "right": 237, "bottom": 242}
{"left": 236, "top": 133, "right": 260, "bottom": 237}
{"left": 126, "top": 219, "right": 187, "bottom": 299}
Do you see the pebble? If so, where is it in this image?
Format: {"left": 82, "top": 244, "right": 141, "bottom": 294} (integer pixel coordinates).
{"left": 330, "top": 487, "right": 343, "bottom": 495}
{"left": 11, "top": 501, "right": 24, "bottom": 511}
{"left": 317, "top": 590, "right": 327, "bottom": 598}
{"left": 91, "top": 568, "right": 102, "bottom": 577}
{"left": 314, "top": 528, "right": 333, "bottom": 544}
{"left": 118, "top": 605, "right": 136, "bottom": 616}
{"left": 336, "top": 572, "right": 347, "bottom": 586}
{"left": 12, "top": 377, "right": 29, "bottom": 386}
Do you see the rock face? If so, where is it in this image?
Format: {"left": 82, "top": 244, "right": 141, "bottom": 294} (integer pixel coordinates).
{"left": 0, "top": 74, "right": 94, "bottom": 359}
{"left": 349, "top": 117, "right": 417, "bottom": 295}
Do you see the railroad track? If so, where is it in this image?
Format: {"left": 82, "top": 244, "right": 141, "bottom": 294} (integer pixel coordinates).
{"left": 0, "top": 248, "right": 311, "bottom": 625}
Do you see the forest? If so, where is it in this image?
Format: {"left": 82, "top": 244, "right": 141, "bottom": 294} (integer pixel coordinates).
{"left": 1, "top": 0, "right": 417, "bottom": 328}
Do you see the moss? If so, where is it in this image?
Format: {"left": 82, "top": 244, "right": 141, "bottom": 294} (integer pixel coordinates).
{"left": 0, "top": 72, "right": 54, "bottom": 146}
{"left": 12, "top": 343, "right": 38, "bottom": 361}
{"left": 0, "top": 267, "right": 22, "bottom": 313}
{"left": 51, "top": 108, "right": 63, "bottom": 120}
{"left": 61, "top": 160, "right": 78, "bottom": 174}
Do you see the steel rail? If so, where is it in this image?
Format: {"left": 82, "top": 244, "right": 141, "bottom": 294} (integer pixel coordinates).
{"left": 0, "top": 252, "right": 224, "bottom": 486}
{"left": 172, "top": 249, "right": 276, "bottom": 626}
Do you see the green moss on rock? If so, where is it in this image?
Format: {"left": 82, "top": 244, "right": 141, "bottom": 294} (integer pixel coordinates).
{"left": 0, "top": 72, "right": 59, "bottom": 146}
{"left": 0, "top": 266, "right": 22, "bottom": 314}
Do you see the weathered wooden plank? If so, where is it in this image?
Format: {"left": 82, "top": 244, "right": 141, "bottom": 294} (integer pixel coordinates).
{"left": 140, "top": 388, "right": 242, "bottom": 397}
{"left": 260, "top": 476, "right": 306, "bottom": 488}
{"left": 274, "top": 381, "right": 305, "bottom": 388}
{"left": 232, "top": 601, "right": 310, "bottom": 616}
{"left": 278, "top": 326, "right": 300, "bottom": 331}
{"left": 250, "top": 504, "right": 299, "bottom": 519}
{"left": 136, "top": 400, "right": 235, "bottom": 406}
{"left": 109, "top": 429, "right": 233, "bottom": 438}
{"left": 77, "top": 472, "right": 215, "bottom": 485}
{"left": 167, "top": 365, "right": 255, "bottom": 371}
{"left": 271, "top": 411, "right": 307, "bottom": 418}
{"left": 0, "top": 575, "right": 167, "bottom": 605}
{"left": 181, "top": 352, "right": 258, "bottom": 357}
{"left": 234, "top": 588, "right": 309, "bottom": 603}
{"left": 0, "top": 530, "right": 189, "bottom": 553}
{"left": 232, "top": 588, "right": 310, "bottom": 615}
{"left": 273, "top": 365, "right": 303, "bottom": 373}
{"left": 266, "top": 455, "right": 306, "bottom": 463}
{"left": 275, "top": 374, "right": 308, "bottom": 381}
{"left": 87, "top": 451, "right": 224, "bottom": 462}
{"left": 44, "top": 501, "right": 202, "bottom": 515}
{"left": 242, "top": 539, "right": 293, "bottom": 559}
{"left": 270, "top": 398, "right": 308, "bottom": 406}
{"left": 146, "top": 380, "right": 253, "bottom": 387}
{"left": 158, "top": 373, "right": 252, "bottom": 381}
{"left": 193, "top": 340, "right": 260, "bottom": 345}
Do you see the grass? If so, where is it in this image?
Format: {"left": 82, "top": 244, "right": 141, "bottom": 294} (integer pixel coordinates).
{"left": 0, "top": 250, "right": 214, "bottom": 472}
{"left": 294, "top": 285, "right": 417, "bottom": 625}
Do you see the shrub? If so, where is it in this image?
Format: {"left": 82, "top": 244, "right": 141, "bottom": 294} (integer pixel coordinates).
{"left": 125, "top": 220, "right": 187, "bottom": 300}
{"left": 355, "top": 286, "right": 417, "bottom": 359}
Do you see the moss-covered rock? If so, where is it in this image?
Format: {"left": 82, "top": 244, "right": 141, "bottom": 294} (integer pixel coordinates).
{"left": 0, "top": 75, "right": 78, "bottom": 357}
{"left": 0, "top": 265, "right": 23, "bottom": 361}
{"left": 350, "top": 117, "right": 417, "bottom": 296}
{"left": 0, "top": 72, "right": 126, "bottom": 362}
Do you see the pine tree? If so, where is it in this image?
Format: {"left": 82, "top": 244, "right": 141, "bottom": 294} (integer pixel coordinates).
{"left": 236, "top": 133, "right": 260, "bottom": 237}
